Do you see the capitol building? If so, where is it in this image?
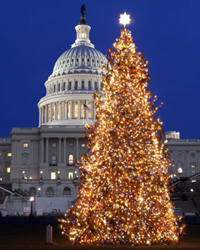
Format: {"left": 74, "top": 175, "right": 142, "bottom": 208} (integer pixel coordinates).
{"left": 0, "top": 7, "right": 200, "bottom": 216}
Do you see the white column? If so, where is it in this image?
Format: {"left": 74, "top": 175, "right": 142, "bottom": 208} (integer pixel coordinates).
{"left": 54, "top": 103, "right": 57, "bottom": 120}
{"left": 45, "top": 105, "right": 47, "bottom": 123}
{"left": 64, "top": 138, "right": 66, "bottom": 165}
{"left": 76, "top": 138, "right": 79, "bottom": 160}
{"left": 65, "top": 102, "right": 67, "bottom": 120}
{"left": 50, "top": 104, "right": 52, "bottom": 121}
{"left": 78, "top": 100, "right": 81, "bottom": 119}
{"left": 46, "top": 138, "right": 49, "bottom": 164}
{"left": 39, "top": 108, "right": 41, "bottom": 126}
{"left": 70, "top": 100, "right": 73, "bottom": 119}
{"left": 59, "top": 138, "right": 62, "bottom": 164}
{"left": 59, "top": 102, "right": 61, "bottom": 120}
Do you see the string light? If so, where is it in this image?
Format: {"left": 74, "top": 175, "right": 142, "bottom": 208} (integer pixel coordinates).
{"left": 60, "top": 14, "right": 185, "bottom": 246}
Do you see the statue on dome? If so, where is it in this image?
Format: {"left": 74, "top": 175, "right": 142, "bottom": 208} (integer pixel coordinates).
{"left": 79, "top": 4, "right": 87, "bottom": 24}
{"left": 81, "top": 4, "right": 86, "bottom": 17}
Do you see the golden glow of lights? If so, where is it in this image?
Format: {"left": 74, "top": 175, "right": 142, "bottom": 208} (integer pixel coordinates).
{"left": 119, "top": 12, "right": 131, "bottom": 27}
{"left": 60, "top": 24, "right": 185, "bottom": 246}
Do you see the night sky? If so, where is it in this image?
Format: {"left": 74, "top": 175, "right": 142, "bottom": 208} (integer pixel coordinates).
{"left": 0, "top": 0, "right": 200, "bottom": 139}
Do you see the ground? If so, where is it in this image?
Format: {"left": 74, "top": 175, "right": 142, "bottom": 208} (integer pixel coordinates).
{"left": 0, "top": 222, "right": 200, "bottom": 250}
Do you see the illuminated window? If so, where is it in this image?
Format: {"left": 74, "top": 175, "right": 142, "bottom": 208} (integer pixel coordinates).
{"left": 191, "top": 164, "right": 196, "bottom": 174}
{"left": 51, "top": 172, "right": 56, "bottom": 180}
{"left": 68, "top": 154, "right": 74, "bottom": 165}
{"left": 81, "top": 102, "right": 86, "bottom": 119}
{"left": 52, "top": 142, "right": 56, "bottom": 148}
{"left": 23, "top": 143, "right": 28, "bottom": 148}
{"left": 7, "top": 167, "right": 10, "bottom": 173}
{"left": 177, "top": 167, "right": 183, "bottom": 173}
{"left": 73, "top": 102, "right": 78, "bottom": 118}
{"left": 52, "top": 104, "right": 55, "bottom": 120}
{"left": 7, "top": 153, "right": 11, "bottom": 157}
{"left": 48, "top": 105, "right": 50, "bottom": 121}
{"left": 88, "top": 101, "right": 93, "bottom": 119}
{"left": 81, "top": 143, "right": 86, "bottom": 147}
{"left": 51, "top": 155, "right": 57, "bottom": 165}
{"left": 68, "top": 172, "right": 74, "bottom": 179}
{"left": 67, "top": 102, "right": 71, "bottom": 119}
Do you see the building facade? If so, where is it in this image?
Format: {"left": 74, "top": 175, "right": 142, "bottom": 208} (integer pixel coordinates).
{"left": 0, "top": 9, "right": 106, "bottom": 216}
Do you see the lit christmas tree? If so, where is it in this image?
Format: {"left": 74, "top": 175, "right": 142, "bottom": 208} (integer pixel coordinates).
{"left": 61, "top": 12, "right": 184, "bottom": 245}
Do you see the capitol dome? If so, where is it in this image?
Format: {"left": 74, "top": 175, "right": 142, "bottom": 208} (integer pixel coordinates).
{"left": 38, "top": 6, "right": 106, "bottom": 127}
{"left": 51, "top": 46, "right": 106, "bottom": 78}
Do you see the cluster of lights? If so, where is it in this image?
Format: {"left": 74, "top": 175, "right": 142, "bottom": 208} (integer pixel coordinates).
{"left": 60, "top": 13, "right": 184, "bottom": 245}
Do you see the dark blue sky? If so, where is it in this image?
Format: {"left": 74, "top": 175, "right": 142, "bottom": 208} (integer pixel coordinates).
{"left": 0, "top": 0, "right": 200, "bottom": 138}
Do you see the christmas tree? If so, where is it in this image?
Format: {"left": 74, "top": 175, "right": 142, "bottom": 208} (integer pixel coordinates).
{"left": 61, "top": 12, "right": 184, "bottom": 245}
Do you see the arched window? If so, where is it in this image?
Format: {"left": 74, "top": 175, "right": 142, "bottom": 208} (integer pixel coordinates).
{"left": 88, "top": 81, "right": 92, "bottom": 90}
{"left": 68, "top": 81, "right": 72, "bottom": 90}
{"left": 29, "top": 187, "right": 37, "bottom": 196}
{"left": 81, "top": 81, "right": 84, "bottom": 89}
{"left": 51, "top": 154, "right": 57, "bottom": 166}
{"left": 53, "top": 85, "right": 56, "bottom": 93}
{"left": 63, "top": 187, "right": 71, "bottom": 196}
{"left": 58, "top": 83, "right": 60, "bottom": 92}
{"left": 46, "top": 187, "right": 54, "bottom": 197}
{"left": 74, "top": 81, "right": 78, "bottom": 90}
{"left": 68, "top": 154, "right": 74, "bottom": 165}
{"left": 95, "top": 82, "right": 98, "bottom": 90}
{"left": 62, "top": 82, "right": 65, "bottom": 91}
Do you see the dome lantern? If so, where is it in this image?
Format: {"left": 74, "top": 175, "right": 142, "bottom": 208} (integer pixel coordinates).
{"left": 72, "top": 4, "right": 94, "bottom": 48}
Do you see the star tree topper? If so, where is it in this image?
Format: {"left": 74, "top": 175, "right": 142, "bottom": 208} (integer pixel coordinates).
{"left": 119, "top": 11, "right": 131, "bottom": 28}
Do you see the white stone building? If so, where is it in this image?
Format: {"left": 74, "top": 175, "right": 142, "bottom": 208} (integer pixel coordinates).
{"left": 0, "top": 7, "right": 106, "bottom": 216}
{"left": 166, "top": 131, "right": 200, "bottom": 179}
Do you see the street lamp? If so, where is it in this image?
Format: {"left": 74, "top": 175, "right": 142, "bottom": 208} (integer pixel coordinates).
{"left": 30, "top": 196, "right": 34, "bottom": 217}
{"left": 38, "top": 187, "right": 41, "bottom": 197}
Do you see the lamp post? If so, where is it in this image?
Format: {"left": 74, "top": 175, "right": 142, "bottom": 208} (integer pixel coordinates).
{"left": 30, "top": 196, "right": 34, "bottom": 217}
{"left": 40, "top": 171, "right": 43, "bottom": 179}
{"left": 38, "top": 187, "right": 41, "bottom": 197}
